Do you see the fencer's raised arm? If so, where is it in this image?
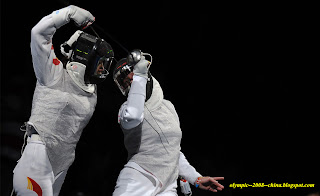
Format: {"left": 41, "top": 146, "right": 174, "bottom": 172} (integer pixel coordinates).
{"left": 179, "top": 152, "right": 202, "bottom": 186}
{"left": 30, "top": 5, "right": 94, "bottom": 86}
{"left": 51, "top": 5, "right": 95, "bottom": 29}
{"left": 118, "top": 58, "right": 150, "bottom": 130}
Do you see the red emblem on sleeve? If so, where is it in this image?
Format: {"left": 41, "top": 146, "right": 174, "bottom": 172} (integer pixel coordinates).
{"left": 53, "top": 58, "right": 60, "bottom": 65}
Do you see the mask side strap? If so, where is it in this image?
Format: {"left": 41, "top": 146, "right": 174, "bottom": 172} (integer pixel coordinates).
{"left": 141, "top": 52, "right": 153, "bottom": 68}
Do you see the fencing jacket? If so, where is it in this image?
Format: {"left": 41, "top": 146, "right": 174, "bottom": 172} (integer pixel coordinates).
{"left": 118, "top": 75, "right": 201, "bottom": 190}
{"left": 28, "top": 10, "right": 97, "bottom": 176}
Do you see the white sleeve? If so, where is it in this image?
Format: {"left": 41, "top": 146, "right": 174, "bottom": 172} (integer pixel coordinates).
{"left": 119, "top": 75, "right": 147, "bottom": 130}
{"left": 179, "top": 151, "right": 202, "bottom": 186}
{"left": 30, "top": 10, "right": 67, "bottom": 86}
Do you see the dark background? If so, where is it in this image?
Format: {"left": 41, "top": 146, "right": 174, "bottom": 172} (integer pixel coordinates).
{"left": 1, "top": 0, "right": 318, "bottom": 196}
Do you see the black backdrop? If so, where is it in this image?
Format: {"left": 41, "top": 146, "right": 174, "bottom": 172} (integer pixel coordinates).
{"left": 1, "top": 1, "right": 318, "bottom": 196}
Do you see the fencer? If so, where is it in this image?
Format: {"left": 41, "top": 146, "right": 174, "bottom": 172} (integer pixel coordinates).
{"left": 12, "top": 5, "right": 114, "bottom": 196}
{"left": 112, "top": 50, "right": 224, "bottom": 196}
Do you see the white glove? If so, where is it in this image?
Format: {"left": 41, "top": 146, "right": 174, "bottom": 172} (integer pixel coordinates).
{"left": 70, "top": 5, "right": 95, "bottom": 29}
{"left": 52, "top": 5, "right": 95, "bottom": 29}
{"left": 133, "top": 56, "right": 150, "bottom": 79}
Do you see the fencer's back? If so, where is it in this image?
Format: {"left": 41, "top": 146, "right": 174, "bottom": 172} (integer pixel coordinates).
{"left": 122, "top": 78, "right": 182, "bottom": 190}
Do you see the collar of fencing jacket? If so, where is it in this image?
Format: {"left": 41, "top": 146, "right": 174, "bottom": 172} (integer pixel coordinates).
{"left": 145, "top": 76, "right": 163, "bottom": 111}
{"left": 66, "top": 61, "right": 95, "bottom": 93}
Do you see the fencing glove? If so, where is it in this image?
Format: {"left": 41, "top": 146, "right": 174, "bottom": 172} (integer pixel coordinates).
{"left": 133, "top": 56, "right": 150, "bottom": 79}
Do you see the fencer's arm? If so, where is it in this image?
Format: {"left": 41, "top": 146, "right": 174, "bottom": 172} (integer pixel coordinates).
{"left": 31, "top": 13, "right": 62, "bottom": 86}
{"left": 51, "top": 5, "right": 95, "bottom": 29}
{"left": 119, "top": 75, "right": 147, "bottom": 130}
{"left": 179, "top": 151, "right": 202, "bottom": 186}
{"left": 30, "top": 6, "right": 94, "bottom": 86}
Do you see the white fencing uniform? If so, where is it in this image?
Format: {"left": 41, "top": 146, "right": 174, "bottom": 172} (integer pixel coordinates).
{"left": 13, "top": 6, "right": 96, "bottom": 196}
{"left": 13, "top": 136, "right": 68, "bottom": 196}
{"left": 114, "top": 76, "right": 201, "bottom": 196}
